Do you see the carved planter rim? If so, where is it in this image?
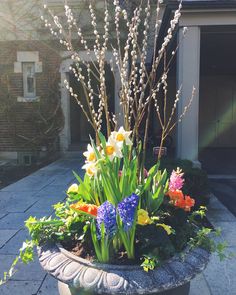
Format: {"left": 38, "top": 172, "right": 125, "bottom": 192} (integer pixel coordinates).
{"left": 38, "top": 243, "right": 210, "bottom": 294}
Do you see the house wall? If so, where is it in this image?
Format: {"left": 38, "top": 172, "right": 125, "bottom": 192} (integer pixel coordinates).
{"left": 0, "top": 1, "right": 162, "bottom": 159}
{"left": 0, "top": 40, "right": 61, "bottom": 158}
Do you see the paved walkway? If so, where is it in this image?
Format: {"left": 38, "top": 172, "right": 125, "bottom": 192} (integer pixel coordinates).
{"left": 209, "top": 178, "right": 236, "bottom": 217}
{"left": 0, "top": 154, "right": 235, "bottom": 295}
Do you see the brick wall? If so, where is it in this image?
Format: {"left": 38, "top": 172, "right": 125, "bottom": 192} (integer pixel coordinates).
{"left": 0, "top": 40, "right": 63, "bottom": 154}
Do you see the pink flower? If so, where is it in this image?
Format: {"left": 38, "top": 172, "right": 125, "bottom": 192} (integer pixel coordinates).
{"left": 169, "top": 167, "right": 184, "bottom": 191}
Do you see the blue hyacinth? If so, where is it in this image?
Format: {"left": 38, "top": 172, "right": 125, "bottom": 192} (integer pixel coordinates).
{"left": 117, "top": 193, "right": 139, "bottom": 231}
{"left": 96, "top": 201, "right": 117, "bottom": 239}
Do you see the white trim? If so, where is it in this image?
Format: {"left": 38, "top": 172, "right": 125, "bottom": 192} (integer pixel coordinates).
{"left": 179, "top": 10, "right": 236, "bottom": 27}
{"left": 17, "top": 96, "right": 40, "bottom": 102}
{"left": 17, "top": 51, "right": 39, "bottom": 62}
{"left": 14, "top": 62, "right": 22, "bottom": 73}
{"left": 14, "top": 52, "right": 42, "bottom": 74}
{"left": 60, "top": 71, "right": 71, "bottom": 152}
{"left": 0, "top": 152, "right": 17, "bottom": 160}
{"left": 177, "top": 26, "right": 201, "bottom": 162}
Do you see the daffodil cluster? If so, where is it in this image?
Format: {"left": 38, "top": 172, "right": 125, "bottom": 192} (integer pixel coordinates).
{"left": 82, "top": 127, "right": 132, "bottom": 178}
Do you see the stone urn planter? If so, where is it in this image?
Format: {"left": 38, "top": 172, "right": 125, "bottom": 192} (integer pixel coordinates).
{"left": 38, "top": 243, "right": 210, "bottom": 295}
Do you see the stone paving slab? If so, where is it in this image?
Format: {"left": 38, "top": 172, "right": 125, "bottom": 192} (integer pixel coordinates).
{"left": 0, "top": 280, "right": 41, "bottom": 295}
{"left": 37, "top": 275, "right": 58, "bottom": 295}
{"left": 0, "top": 230, "right": 18, "bottom": 248}
{"left": 203, "top": 249, "right": 236, "bottom": 295}
{"left": 1, "top": 174, "right": 55, "bottom": 193}
{"left": 0, "top": 191, "right": 38, "bottom": 213}
{"left": 0, "top": 213, "right": 43, "bottom": 230}
{"left": 40, "top": 158, "right": 82, "bottom": 171}
{"left": 50, "top": 172, "right": 76, "bottom": 186}
{"left": 207, "top": 208, "right": 236, "bottom": 222}
{"left": 30, "top": 167, "right": 70, "bottom": 178}
{"left": 0, "top": 254, "right": 45, "bottom": 282}
{"left": 189, "top": 274, "right": 211, "bottom": 295}
{"left": 209, "top": 221, "right": 236, "bottom": 247}
{"left": 26, "top": 196, "right": 66, "bottom": 215}
{"left": 0, "top": 229, "right": 30, "bottom": 255}
{"left": 35, "top": 184, "right": 68, "bottom": 197}
{"left": 0, "top": 213, "right": 7, "bottom": 220}
{"left": 202, "top": 195, "right": 236, "bottom": 295}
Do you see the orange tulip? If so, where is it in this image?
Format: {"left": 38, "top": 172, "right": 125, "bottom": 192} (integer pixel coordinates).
{"left": 70, "top": 202, "right": 98, "bottom": 217}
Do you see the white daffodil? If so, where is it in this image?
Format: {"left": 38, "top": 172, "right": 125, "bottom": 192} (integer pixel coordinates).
{"left": 104, "top": 137, "right": 123, "bottom": 161}
{"left": 83, "top": 144, "right": 96, "bottom": 163}
{"left": 82, "top": 162, "right": 98, "bottom": 177}
{"left": 110, "top": 126, "right": 132, "bottom": 146}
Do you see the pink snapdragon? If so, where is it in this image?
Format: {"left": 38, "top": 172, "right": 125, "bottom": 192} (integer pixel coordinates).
{"left": 169, "top": 167, "right": 184, "bottom": 191}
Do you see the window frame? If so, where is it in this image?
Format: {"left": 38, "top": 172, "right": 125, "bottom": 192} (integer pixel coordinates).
{"left": 22, "top": 62, "right": 36, "bottom": 99}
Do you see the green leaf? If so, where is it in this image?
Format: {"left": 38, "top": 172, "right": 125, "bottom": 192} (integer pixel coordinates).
{"left": 151, "top": 169, "right": 168, "bottom": 211}
{"left": 143, "top": 162, "right": 160, "bottom": 191}
{"left": 73, "top": 171, "right": 92, "bottom": 202}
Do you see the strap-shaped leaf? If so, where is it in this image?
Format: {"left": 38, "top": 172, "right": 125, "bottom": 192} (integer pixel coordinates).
{"left": 73, "top": 171, "right": 91, "bottom": 202}
{"left": 152, "top": 169, "right": 168, "bottom": 211}
{"left": 143, "top": 162, "right": 160, "bottom": 191}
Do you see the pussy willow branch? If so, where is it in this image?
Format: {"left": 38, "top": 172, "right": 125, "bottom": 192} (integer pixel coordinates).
{"left": 41, "top": 0, "right": 194, "bottom": 166}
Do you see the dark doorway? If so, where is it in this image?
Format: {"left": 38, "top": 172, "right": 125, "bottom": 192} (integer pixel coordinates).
{"left": 69, "top": 63, "right": 115, "bottom": 145}
{"left": 199, "top": 26, "right": 236, "bottom": 174}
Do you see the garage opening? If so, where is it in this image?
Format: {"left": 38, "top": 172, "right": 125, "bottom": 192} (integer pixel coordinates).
{"left": 199, "top": 26, "right": 236, "bottom": 174}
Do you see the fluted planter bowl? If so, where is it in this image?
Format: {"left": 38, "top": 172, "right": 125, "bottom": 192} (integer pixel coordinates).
{"left": 38, "top": 243, "right": 210, "bottom": 295}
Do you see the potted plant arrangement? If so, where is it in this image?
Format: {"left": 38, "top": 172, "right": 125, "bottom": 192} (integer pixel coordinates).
{"left": 35, "top": 128, "right": 213, "bottom": 295}
{"left": 1, "top": 128, "right": 227, "bottom": 295}
{"left": 0, "top": 1, "right": 230, "bottom": 294}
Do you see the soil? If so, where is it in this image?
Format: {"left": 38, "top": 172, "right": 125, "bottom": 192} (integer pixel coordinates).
{"left": 61, "top": 217, "right": 214, "bottom": 266}
{"left": 0, "top": 154, "right": 60, "bottom": 190}
{"left": 62, "top": 239, "right": 140, "bottom": 265}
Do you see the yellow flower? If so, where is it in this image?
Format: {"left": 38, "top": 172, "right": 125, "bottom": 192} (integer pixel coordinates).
{"left": 157, "top": 223, "right": 173, "bottom": 235}
{"left": 110, "top": 126, "right": 132, "bottom": 146}
{"left": 137, "top": 209, "right": 152, "bottom": 225}
{"left": 83, "top": 144, "right": 96, "bottom": 163}
{"left": 67, "top": 183, "right": 79, "bottom": 194}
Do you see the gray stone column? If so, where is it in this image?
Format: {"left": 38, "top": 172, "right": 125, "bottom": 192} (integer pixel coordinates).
{"left": 176, "top": 26, "right": 201, "bottom": 166}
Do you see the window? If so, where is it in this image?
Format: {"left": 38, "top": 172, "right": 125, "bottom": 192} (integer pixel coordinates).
{"left": 22, "top": 62, "right": 36, "bottom": 98}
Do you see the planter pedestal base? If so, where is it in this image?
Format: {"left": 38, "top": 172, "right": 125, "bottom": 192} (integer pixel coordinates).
{"left": 58, "top": 281, "right": 190, "bottom": 295}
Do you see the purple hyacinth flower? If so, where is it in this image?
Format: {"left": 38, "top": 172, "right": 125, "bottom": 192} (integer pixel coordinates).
{"left": 169, "top": 167, "right": 184, "bottom": 191}
{"left": 96, "top": 201, "right": 117, "bottom": 239}
{"left": 117, "top": 193, "right": 139, "bottom": 231}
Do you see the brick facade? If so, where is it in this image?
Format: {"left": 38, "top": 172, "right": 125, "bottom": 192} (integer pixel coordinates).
{"left": 0, "top": 40, "right": 62, "bottom": 155}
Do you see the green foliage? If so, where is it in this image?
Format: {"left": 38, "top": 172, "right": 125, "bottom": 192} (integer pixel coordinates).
{"left": 141, "top": 255, "right": 159, "bottom": 272}
{"left": 91, "top": 221, "right": 110, "bottom": 263}
{"left": 136, "top": 224, "right": 175, "bottom": 260}
{"left": 188, "top": 227, "right": 234, "bottom": 261}
{"left": 0, "top": 240, "right": 35, "bottom": 286}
